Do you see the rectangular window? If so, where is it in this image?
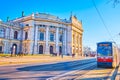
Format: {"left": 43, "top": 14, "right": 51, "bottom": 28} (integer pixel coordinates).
{"left": 50, "top": 26, "right": 55, "bottom": 28}
{"left": 25, "top": 32, "right": 28, "bottom": 40}
{"left": 40, "top": 32, "right": 44, "bottom": 41}
{"left": 14, "top": 31, "right": 18, "bottom": 39}
{"left": 50, "top": 33, "right": 54, "bottom": 41}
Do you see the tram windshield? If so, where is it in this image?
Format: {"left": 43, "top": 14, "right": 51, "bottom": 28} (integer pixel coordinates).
{"left": 97, "top": 43, "right": 112, "bottom": 56}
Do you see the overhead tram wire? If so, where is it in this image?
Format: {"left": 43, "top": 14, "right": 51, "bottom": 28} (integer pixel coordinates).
{"left": 92, "top": 0, "right": 116, "bottom": 44}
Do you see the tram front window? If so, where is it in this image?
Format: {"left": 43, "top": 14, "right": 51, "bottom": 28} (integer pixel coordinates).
{"left": 97, "top": 46, "right": 112, "bottom": 56}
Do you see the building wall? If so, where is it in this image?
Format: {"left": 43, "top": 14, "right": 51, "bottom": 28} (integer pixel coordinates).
{"left": 71, "top": 16, "right": 83, "bottom": 56}
{"left": 0, "top": 21, "right": 22, "bottom": 54}
{"left": 0, "top": 13, "right": 83, "bottom": 56}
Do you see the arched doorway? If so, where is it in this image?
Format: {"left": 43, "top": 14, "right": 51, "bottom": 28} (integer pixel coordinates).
{"left": 50, "top": 46, "right": 53, "bottom": 54}
{"left": 39, "top": 45, "right": 43, "bottom": 54}
{"left": 12, "top": 44, "right": 17, "bottom": 55}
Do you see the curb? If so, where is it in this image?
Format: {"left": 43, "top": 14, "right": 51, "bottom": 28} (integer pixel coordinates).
{"left": 107, "top": 66, "right": 119, "bottom": 80}
{"left": 115, "top": 65, "right": 120, "bottom": 80}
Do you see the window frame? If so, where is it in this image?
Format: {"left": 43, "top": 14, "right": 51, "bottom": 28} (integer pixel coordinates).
{"left": 40, "top": 32, "right": 44, "bottom": 41}
{"left": 50, "top": 32, "right": 54, "bottom": 41}
{"left": 14, "top": 31, "right": 18, "bottom": 39}
{"left": 25, "top": 31, "right": 28, "bottom": 40}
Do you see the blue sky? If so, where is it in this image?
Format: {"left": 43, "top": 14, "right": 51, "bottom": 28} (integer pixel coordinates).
{"left": 0, "top": 0, "right": 120, "bottom": 50}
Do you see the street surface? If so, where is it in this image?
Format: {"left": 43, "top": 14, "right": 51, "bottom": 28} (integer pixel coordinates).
{"left": 0, "top": 58, "right": 116, "bottom": 80}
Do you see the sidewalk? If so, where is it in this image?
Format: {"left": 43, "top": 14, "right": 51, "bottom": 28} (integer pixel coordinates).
{"left": 0, "top": 55, "right": 86, "bottom": 66}
{"left": 115, "top": 65, "right": 120, "bottom": 80}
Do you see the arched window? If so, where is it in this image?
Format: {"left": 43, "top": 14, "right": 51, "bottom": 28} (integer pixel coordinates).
{"left": 25, "top": 32, "right": 28, "bottom": 40}
{"left": 40, "top": 32, "right": 44, "bottom": 41}
{"left": 14, "top": 31, "right": 18, "bottom": 39}
{"left": 0, "top": 28, "right": 5, "bottom": 38}
{"left": 50, "top": 32, "right": 54, "bottom": 41}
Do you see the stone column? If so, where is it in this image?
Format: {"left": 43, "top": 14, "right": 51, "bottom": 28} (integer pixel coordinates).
{"left": 3, "top": 41, "right": 6, "bottom": 53}
{"left": 64, "top": 28, "right": 67, "bottom": 55}
{"left": 9, "top": 42, "right": 12, "bottom": 54}
{"left": 80, "top": 35, "right": 83, "bottom": 56}
{"left": 34, "top": 25, "right": 38, "bottom": 54}
{"left": 55, "top": 27, "right": 59, "bottom": 55}
{"left": 74, "top": 32, "right": 76, "bottom": 54}
{"left": 5, "top": 28, "right": 8, "bottom": 39}
{"left": 62, "top": 28, "right": 67, "bottom": 55}
{"left": 45, "top": 26, "right": 49, "bottom": 54}
{"left": 67, "top": 27, "right": 72, "bottom": 55}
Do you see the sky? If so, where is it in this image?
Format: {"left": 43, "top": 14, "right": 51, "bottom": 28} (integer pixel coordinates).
{"left": 0, "top": 0, "right": 120, "bottom": 50}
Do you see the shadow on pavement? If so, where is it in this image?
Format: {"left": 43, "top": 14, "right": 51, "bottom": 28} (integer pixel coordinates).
{"left": 17, "top": 59, "right": 107, "bottom": 72}
{"left": 17, "top": 60, "right": 87, "bottom": 71}
{"left": 0, "top": 78, "right": 9, "bottom": 80}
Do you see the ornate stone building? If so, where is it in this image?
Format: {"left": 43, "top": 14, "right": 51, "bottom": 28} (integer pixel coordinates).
{"left": 0, "top": 13, "right": 83, "bottom": 56}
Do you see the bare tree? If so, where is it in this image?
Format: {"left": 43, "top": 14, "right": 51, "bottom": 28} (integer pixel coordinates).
{"left": 83, "top": 46, "right": 92, "bottom": 57}
{"left": 107, "top": 0, "right": 120, "bottom": 7}
{"left": 113, "top": 0, "right": 120, "bottom": 7}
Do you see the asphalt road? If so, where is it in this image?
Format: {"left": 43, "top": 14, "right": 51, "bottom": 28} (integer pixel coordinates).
{"left": 0, "top": 58, "right": 115, "bottom": 80}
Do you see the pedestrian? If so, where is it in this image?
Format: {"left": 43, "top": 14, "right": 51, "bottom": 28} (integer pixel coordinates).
{"left": 72, "top": 53, "right": 75, "bottom": 58}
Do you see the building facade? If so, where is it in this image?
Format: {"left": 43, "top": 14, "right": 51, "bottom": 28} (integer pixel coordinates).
{"left": 0, "top": 13, "right": 83, "bottom": 56}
